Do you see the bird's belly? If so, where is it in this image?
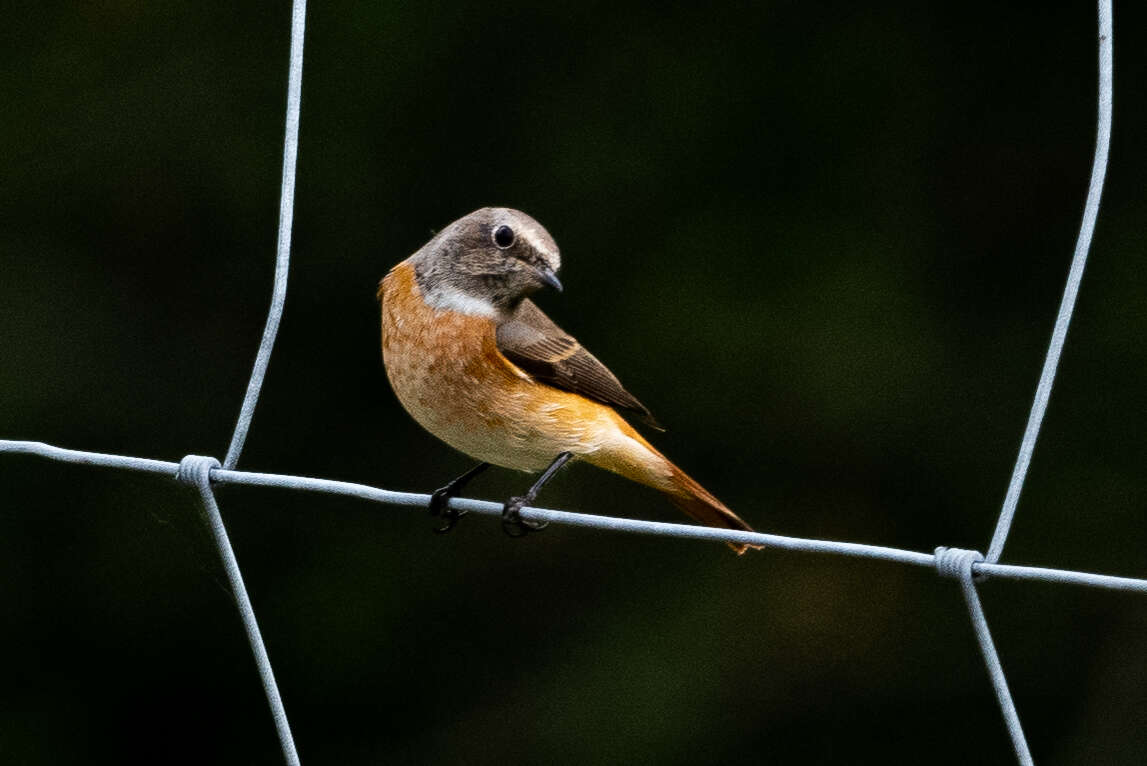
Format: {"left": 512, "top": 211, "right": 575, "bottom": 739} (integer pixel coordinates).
{"left": 385, "top": 345, "right": 595, "bottom": 472}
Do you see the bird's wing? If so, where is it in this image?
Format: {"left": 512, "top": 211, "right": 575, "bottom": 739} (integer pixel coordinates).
{"left": 496, "top": 299, "right": 663, "bottom": 430}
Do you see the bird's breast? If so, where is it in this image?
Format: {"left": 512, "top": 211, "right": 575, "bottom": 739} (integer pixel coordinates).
{"left": 379, "top": 261, "right": 614, "bottom": 471}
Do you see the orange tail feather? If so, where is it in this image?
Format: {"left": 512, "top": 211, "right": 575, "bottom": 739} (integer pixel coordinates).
{"left": 584, "top": 411, "right": 761, "bottom": 554}
{"left": 664, "top": 462, "right": 761, "bottom": 555}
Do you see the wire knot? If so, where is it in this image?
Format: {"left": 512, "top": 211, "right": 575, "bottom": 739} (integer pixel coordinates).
{"left": 176, "top": 454, "right": 221, "bottom": 488}
{"left": 934, "top": 546, "right": 985, "bottom": 581}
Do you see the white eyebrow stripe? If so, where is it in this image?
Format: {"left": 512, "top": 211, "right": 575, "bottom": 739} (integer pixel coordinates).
{"left": 518, "top": 228, "right": 558, "bottom": 261}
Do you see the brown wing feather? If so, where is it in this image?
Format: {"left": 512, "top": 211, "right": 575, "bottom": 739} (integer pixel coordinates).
{"left": 496, "top": 299, "right": 663, "bottom": 430}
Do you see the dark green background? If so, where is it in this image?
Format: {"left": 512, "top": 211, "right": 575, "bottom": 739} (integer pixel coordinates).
{"left": 2, "top": 1, "right": 1145, "bottom": 763}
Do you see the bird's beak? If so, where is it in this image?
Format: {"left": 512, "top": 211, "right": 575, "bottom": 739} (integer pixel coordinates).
{"left": 535, "top": 265, "right": 563, "bottom": 292}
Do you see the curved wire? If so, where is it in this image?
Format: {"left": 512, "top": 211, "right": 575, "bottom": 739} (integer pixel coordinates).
{"left": 222, "top": 0, "right": 308, "bottom": 471}
{"left": 988, "top": 0, "right": 1113, "bottom": 563}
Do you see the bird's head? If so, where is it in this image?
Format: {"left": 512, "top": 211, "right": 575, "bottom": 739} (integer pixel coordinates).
{"left": 409, "top": 207, "right": 562, "bottom": 318}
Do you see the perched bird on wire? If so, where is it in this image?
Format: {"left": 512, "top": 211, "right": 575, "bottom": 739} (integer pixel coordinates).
{"left": 378, "top": 207, "right": 758, "bottom": 553}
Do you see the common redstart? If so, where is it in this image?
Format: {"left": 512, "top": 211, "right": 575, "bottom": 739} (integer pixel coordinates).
{"left": 379, "top": 207, "right": 758, "bottom": 553}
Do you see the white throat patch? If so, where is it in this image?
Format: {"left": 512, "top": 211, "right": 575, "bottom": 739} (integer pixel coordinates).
{"left": 424, "top": 286, "right": 500, "bottom": 318}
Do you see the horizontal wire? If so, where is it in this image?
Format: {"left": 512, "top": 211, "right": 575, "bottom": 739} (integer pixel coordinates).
{"left": 217, "top": 467, "right": 938, "bottom": 566}
{"left": 3, "top": 439, "right": 1144, "bottom": 595}
{"left": 1, "top": 440, "right": 179, "bottom": 475}
{"left": 977, "top": 561, "right": 1147, "bottom": 594}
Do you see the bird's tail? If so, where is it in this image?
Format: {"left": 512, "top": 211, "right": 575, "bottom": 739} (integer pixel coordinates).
{"left": 662, "top": 460, "right": 760, "bottom": 555}
{"left": 586, "top": 414, "right": 761, "bottom": 555}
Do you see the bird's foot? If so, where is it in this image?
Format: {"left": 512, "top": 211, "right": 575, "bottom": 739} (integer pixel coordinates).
{"left": 426, "top": 462, "right": 490, "bottom": 534}
{"left": 501, "top": 496, "right": 548, "bottom": 537}
{"left": 429, "top": 487, "right": 467, "bottom": 534}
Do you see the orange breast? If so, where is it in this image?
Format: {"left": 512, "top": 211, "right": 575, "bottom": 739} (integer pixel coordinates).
{"left": 379, "top": 261, "right": 631, "bottom": 472}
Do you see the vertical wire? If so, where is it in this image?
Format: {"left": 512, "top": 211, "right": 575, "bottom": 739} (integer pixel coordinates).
{"left": 181, "top": 457, "right": 300, "bottom": 765}
{"left": 987, "top": 0, "right": 1113, "bottom": 563}
{"left": 958, "top": 575, "right": 1034, "bottom": 766}
{"left": 223, "top": 0, "right": 308, "bottom": 471}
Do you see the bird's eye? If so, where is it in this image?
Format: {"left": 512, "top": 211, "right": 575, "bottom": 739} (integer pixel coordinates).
{"left": 493, "top": 224, "right": 515, "bottom": 249}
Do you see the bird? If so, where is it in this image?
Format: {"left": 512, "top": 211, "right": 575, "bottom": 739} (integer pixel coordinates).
{"left": 378, "top": 207, "right": 759, "bottom": 553}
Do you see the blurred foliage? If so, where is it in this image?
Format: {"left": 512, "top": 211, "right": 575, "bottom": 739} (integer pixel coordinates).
{"left": 2, "top": 1, "right": 1146, "bottom": 764}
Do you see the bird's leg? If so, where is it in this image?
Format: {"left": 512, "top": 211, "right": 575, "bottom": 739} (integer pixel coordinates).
{"left": 429, "top": 462, "right": 490, "bottom": 534}
{"left": 502, "top": 452, "right": 574, "bottom": 537}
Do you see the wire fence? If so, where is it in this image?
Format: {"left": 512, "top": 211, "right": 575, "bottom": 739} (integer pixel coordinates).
{"left": 0, "top": 1, "right": 1134, "bottom": 764}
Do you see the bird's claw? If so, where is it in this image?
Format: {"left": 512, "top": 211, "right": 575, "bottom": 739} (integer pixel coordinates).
{"left": 429, "top": 488, "right": 467, "bottom": 534}
{"left": 501, "top": 496, "right": 547, "bottom": 537}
